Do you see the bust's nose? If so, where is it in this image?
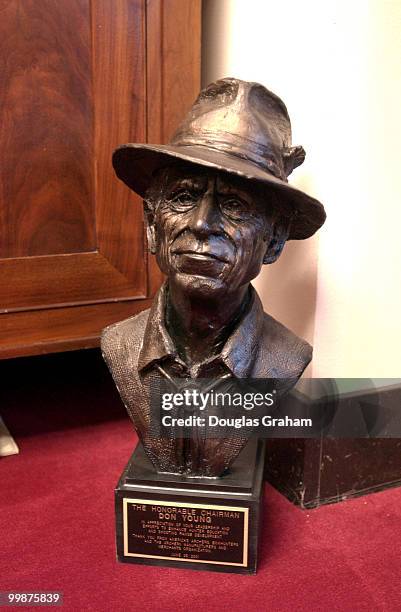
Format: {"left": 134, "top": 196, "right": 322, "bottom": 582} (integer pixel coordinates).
{"left": 188, "top": 177, "right": 222, "bottom": 236}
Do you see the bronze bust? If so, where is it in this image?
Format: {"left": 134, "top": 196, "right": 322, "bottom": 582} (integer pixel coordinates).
{"left": 101, "top": 78, "right": 326, "bottom": 477}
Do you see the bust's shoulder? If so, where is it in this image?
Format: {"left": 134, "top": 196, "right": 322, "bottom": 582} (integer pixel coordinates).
{"left": 253, "top": 311, "right": 312, "bottom": 378}
{"left": 100, "top": 308, "right": 150, "bottom": 363}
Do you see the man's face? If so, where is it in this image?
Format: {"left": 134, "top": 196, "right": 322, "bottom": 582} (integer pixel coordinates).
{"left": 148, "top": 164, "right": 286, "bottom": 297}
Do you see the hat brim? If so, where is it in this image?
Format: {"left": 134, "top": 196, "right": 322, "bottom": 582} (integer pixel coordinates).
{"left": 112, "top": 143, "right": 326, "bottom": 240}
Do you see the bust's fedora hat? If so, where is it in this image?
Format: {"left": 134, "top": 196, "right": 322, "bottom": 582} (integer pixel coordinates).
{"left": 112, "top": 78, "right": 326, "bottom": 239}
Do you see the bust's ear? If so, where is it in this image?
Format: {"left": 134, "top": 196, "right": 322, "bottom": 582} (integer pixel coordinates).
{"left": 143, "top": 200, "right": 157, "bottom": 254}
{"left": 263, "top": 222, "right": 290, "bottom": 264}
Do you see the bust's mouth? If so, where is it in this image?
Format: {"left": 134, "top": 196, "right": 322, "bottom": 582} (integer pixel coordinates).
{"left": 171, "top": 249, "right": 229, "bottom": 263}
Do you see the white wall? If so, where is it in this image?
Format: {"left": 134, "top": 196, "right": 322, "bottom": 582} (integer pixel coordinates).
{"left": 202, "top": 0, "right": 401, "bottom": 377}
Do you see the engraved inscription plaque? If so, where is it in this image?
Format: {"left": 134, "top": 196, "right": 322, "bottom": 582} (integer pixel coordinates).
{"left": 123, "top": 499, "right": 249, "bottom": 566}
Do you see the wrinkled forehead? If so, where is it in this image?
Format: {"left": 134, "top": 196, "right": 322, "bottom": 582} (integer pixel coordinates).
{"left": 155, "top": 161, "right": 262, "bottom": 197}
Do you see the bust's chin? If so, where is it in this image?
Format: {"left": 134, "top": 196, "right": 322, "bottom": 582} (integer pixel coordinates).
{"left": 168, "top": 270, "right": 230, "bottom": 299}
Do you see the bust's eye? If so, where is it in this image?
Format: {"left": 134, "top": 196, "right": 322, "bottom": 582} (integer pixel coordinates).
{"left": 169, "top": 189, "right": 199, "bottom": 208}
{"left": 220, "top": 197, "right": 249, "bottom": 219}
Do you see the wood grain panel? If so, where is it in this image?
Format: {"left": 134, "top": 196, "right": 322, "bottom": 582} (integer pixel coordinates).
{"left": 93, "top": 0, "right": 147, "bottom": 280}
{"left": 0, "top": 299, "right": 152, "bottom": 358}
{"left": 0, "top": 0, "right": 148, "bottom": 313}
{"left": 0, "top": 0, "right": 95, "bottom": 257}
{"left": 146, "top": 0, "right": 202, "bottom": 142}
{"left": 0, "top": 252, "right": 146, "bottom": 313}
{"left": 146, "top": 0, "right": 201, "bottom": 295}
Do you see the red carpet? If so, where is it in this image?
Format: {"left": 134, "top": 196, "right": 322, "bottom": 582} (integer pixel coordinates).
{"left": 1, "top": 351, "right": 401, "bottom": 611}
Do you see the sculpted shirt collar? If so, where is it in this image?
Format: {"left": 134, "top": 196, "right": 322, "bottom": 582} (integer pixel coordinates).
{"left": 137, "top": 282, "right": 264, "bottom": 378}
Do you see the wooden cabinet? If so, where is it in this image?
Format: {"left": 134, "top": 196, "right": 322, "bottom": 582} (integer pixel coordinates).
{"left": 0, "top": 0, "right": 201, "bottom": 358}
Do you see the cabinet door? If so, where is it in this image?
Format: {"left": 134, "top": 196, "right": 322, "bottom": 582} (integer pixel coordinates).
{"left": 0, "top": 0, "right": 201, "bottom": 358}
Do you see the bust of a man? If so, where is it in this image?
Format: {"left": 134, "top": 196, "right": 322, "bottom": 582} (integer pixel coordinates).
{"left": 101, "top": 78, "right": 326, "bottom": 477}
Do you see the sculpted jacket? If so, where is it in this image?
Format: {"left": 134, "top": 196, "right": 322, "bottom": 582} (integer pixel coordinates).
{"left": 101, "top": 282, "right": 312, "bottom": 476}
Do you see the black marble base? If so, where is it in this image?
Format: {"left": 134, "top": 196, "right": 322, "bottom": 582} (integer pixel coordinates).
{"left": 115, "top": 437, "right": 265, "bottom": 574}
{"left": 265, "top": 382, "right": 401, "bottom": 508}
